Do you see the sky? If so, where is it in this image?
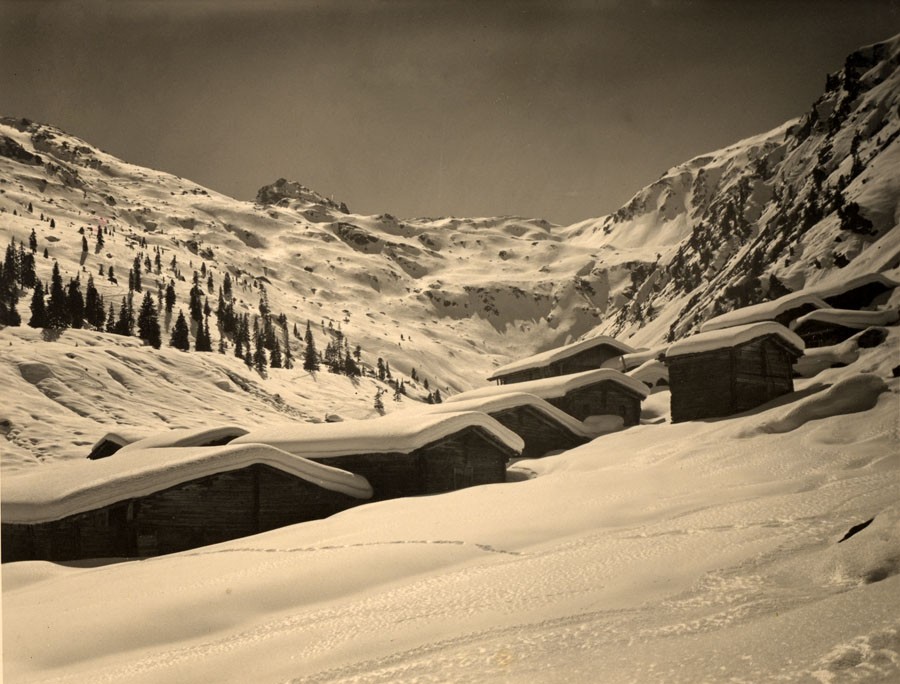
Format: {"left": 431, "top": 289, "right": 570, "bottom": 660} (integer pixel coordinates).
{"left": 1, "top": 1, "right": 898, "bottom": 225}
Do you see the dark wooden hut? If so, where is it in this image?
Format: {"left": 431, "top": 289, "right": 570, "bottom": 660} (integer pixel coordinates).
{"left": 700, "top": 293, "right": 831, "bottom": 334}
{"left": 423, "top": 392, "right": 591, "bottom": 459}
{"left": 487, "top": 335, "right": 634, "bottom": 385}
{"left": 664, "top": 322, "right": 804, "bottom": 423}
{"left": 810, "top": 273, "right": 899, "bottom": 310}
{"left": 448, "top": 369, "right": 649, "bottom": 426}
{"left": 2, "top": 444, "right": 371, "bottom": 563}
{"left": 232, "top": 412, "right": 523, "bottom": 501}
{"left": 790, "top": 308, "right": 899, "bottom": 348}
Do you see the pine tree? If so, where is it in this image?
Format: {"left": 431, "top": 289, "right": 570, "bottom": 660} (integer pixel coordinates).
{"left": 28, "top": 279, "right": 48, "bottom": 328}
{"left": 374, "top": 389, "right": 385, "bottom": 414}
{"left": 195, "top": 315, "right": 213, "bottom": 352}
{"left": 170, "top": 310, "right": 191, "bottom": 350}
{"left": 46, "top": 261, "right": 70, "bottom": 329}
{"left": 114, "top": 295, "right": 134, "bottom": 336}
{"left": 66, "top": 277, "right": 85, "bottom": 329}
{"left": 81, "top": 235, "right": 88, "bottom": 253}
{"left": 164, "top": 281, "right": 176, "bottom": 313}
{"left": 189, "top": 272, "right": 203, "bottom": 323}
{"left": 253, "top": 331, "right": 268, "bottom": 375}
{"left": 43, "top": 247, "right": 49, "bottom": 259}
{"left": 19, "top": 250, "right": 35, "bottom": 288}
{"left": 269, "top": 339, "right": 283, "bottom": 368}
{"left": 106, "top": 302, "right": 116, "bottom": 332}
{"left": 303, "top": 321, "right": 319, "bottom": 371}
{"left": 344, "top": 350, "right": 360, "bottom": 377}
{"left": 223, "top": 271, "right": 233, "bottom": 301}
{"left": 433, "top": 388, "right": 443, "bottom": 403}
{"left": 377, "top": 357, "right": 386, "bottom": 381}
{"left": 29, "top": 228, "right": 37, "bottom": 253}
{"left": 136, "top": 291, "right": 162, "bottom": 348}
{"left": 95, "top": 229, "right": 104, "bottom": 253}
{"left": 85, "top": 275, "right": 105, "bottom": 328}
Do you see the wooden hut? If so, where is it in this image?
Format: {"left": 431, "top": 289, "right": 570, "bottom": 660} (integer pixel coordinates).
{"left": 700, "top": 292, "right": 831, "bottom": 333}
{"left": 2, "top": 444, "right": 372, "bottom": 563}
{"left": 809, "top": 273, "right": 899, "bottom": 310}
{"left": 664, "top": 322, "right": 804, "bottom": 423}
{"left": 790, "top": 308, "right": 899, "bottom": 348}
{"left": 447, "top": 369, "right": 650, "bottom": 425}
{"left": 232, "top": 412, "right": 523, "bottom": 500}
{"left": 487, "top": 335, "right": 635, "bottom": 385}
{"left": 88, "top": 425, "right": 249, "bottom": 460}
{"left": 421, "top": 392, "right": 592, "bottom": 459}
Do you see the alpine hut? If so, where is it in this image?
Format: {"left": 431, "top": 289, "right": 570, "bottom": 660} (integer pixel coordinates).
{"left": 790, "top": 308, "right": 899, "bottom": 348}
{"left": 419, "top": 392, "right": 592, "bottom": 459}
{"left": 487, "top": 335, "right": 635, "bottom": 385}
{"left": 808, "top": 272, "right": 899, "bottom": 310}
{"left": 664, "top": 321, "right": 804, "bottom": 423}
{"left": 232, "top": 411, "right": 523, "bottom": 500}
{"left": 2, "top": 443, "right": 372, "bottom": 563}
{"left": 88, "top": 424, "right": 249, "bottom": 460}
{"left": 700, "top": 292, "right": 831, "bottom": 333}
{"left": 446, "top": 369, "right": 650, "bottom": 425}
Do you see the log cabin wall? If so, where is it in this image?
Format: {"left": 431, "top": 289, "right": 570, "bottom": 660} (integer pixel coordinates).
{"left": 417, "top": 427, "right": 509, "bottom": 494}
{"left": 793, "top": 321, "right": 857, "bottom": 348}
{"left": 495, "top": 345, "right": 622, "bottom": 385}
{"left": 773, "top": 303, "right": 822, "bottom": 328}
{"left": 256, "top": 465, "right": 363, "bottom": 530}
{"left": 822, "top": 282, "right": 893, "bottom": 310}
{"left": 667, "top": 336, "right": 798, "bottom": 423}
{"left": 491, "top": 407, "right": 587, "bottom": 459}
{"left": 309, "top": 452, "right": 421, "bottom": 501}
{"left": 546, "top": 383, "right": 643, "bottom": 424}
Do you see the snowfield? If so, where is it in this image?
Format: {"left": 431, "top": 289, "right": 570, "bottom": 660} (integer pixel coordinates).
{"left": 3, "top": 332, "right": 898, "bottom": 683}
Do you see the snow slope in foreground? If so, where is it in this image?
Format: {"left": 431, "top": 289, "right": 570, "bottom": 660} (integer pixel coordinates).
{"left": 2, "top": 338, "right": 900, "bottom": 683}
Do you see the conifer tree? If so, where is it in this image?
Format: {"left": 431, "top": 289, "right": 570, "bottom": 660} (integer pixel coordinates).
{"left": 85, "top": 275, "right": 105, "bottom": 328}
{"left": 81, "top": 235, "right": 88, "bottom": 253}
{"left": 106, "top": 302, "right": 116, "bottom": 333}
{"left": 43, "top": 247, "right": 49, "bottom": 259}
{"left": 269, "top": 339, "right": 283, "bottom": 369}
{"left": 136, "top": 291, "right": 161, "bottom": 348}
{"left": 28, "top": 279, "right": 47, "bottom": 328}
{"left": 170, "top": 310, "right": 191, "bottom": 350}
{"left": 344, "top": 350, "right": 360, "bottom": 377}
{"left": 164, "top": 281, "right": 176, "bottom": 313}
{"left": 303, "top": 321, "right": 319, "bottom": 371}
{"left": 46, "top": 262, "right": 70, "bottom": 329}
{"left": 29, "top": 228, "right": 37, "bottom": 253}
{"left": 19, "top": 250, "right": 35, "bottom": 288}
{"left": 377, "top": 357, "right": 386, "bottom": 381}
{"left": 195, "top": 315, "right": 213, "bottom": 352}
{"left": 189, "top": 272, "right": 203, "bottom": 323}
{"left": 432, "top": 388, "right": 443, "bottom": 403}
{"left": 223, "top": 271, "right": 233, "bottom": 301}
{"left": 374, "top": 389, "right": 385, "bottom": 414}
{"left": 253, "top": 331, "right": 268, "bottom": 375}
{"left": 114, "top": 295, "right": 134, "bottom": 336}
{"left": 95, "top": 229, "right": 104, "bottom": 253}
{"left": 66, "top": 277, "right": 85, "bottom": 329}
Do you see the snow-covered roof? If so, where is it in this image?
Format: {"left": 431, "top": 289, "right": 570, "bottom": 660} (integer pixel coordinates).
{"left": 700, "top": 293, "right": 831, "bottom": 333}
{"left": 619, "top": 346, "right": 668, "bottom": 371}
{"left": 806, "top": 272, "right": 899, "bottom": 302}
{"left": 90, "top": 427, "right": 153, "bottom": 452}
{"left": 416, "top": 392, "right": 592, "bottom": 438}
{"left": 116, "top": 425, "right": 250, "bottom": 453}
{"left": 232, "top": 411, "right": 524, "bottom": 458}
{"left": 486, "top": 335, "right": 635, "bottom": 381}
{"left": 790, "top": 308, "right": 899, "bottom": 330}
{"left": 666, "top": 321, "right": 805, "bottom": 358}
{"left": 447, "top": 369, "right": 650, "bottom": 404}
{"left": 2, "top": 443, "right": 373, "bottom": 524}
{"left": 627, "top": 359, "right": 669, "bottom": 386}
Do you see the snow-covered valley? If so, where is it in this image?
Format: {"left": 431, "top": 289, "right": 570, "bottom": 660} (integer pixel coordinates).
{"left": 2, "top": 31, "right": 900, "bottom": 684}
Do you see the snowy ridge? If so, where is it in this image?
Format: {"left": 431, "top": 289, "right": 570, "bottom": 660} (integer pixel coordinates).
{"left": 666, "top": 321, "right": 805, "bottom": 358}
{"left": 1, "top": 443, "right": 373, "bottom": 524}
{"left": 486, "top": 335, "right": 635, "bottom": 381}
{"left": 232, "top": 411, "right": 525, "bottom": 457}
{"left": 411, "top": 392, "right": 593, "bottom": 437}
{"left": 791, "top": 307, "right": 900, "bottom": 330}
{"left": 116, "top": 425, "right": 250, "bottom": 453}
{"left": 446, "top": 368, "right": 651, "bottom": 403}
{"left": 700, "top": 293, "right": 832, "bottom": 332}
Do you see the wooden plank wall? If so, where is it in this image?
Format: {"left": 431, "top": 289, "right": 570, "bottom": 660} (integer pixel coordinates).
{"left": 491, "top": 407, "right": 587, "bottom": 458}
{"left": 547, "top": 384, "right": 643, "bottom": 424}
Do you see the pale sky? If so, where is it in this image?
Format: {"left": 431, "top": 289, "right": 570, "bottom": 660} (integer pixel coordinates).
{"left": 1, "top": 1, "right": 897, "bottom": 224}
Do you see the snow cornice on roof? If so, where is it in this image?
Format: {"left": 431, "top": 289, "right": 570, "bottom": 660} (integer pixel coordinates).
{"left": 2, "top": 443, "right": 373, "bottom": 524}
{"left": 232, "top": 411, "right": 525, "bottom": 458}
{"left": 447, "top": 369, "right": 651, "bottom": 404}
{"left": 700, "top": 293, "right": 831, "bottom": 333}
{"left": 116, "top": 425, "right": 250, "bottom": 453}
{"left": 806, "top": 272, "right": 899, "bottom": 302}
{"left": 486, "top": 335, "right": 635, "bottom": 381}
{"left": 790, "top": 307, "right": 900, "bottom": 330}
{"left": 666, "top": 321, "right": 805, "bottom": 358}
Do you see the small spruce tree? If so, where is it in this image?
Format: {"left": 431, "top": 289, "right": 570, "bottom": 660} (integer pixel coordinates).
{"left": 170, "top": 310, "right": 191, "bottom": 350}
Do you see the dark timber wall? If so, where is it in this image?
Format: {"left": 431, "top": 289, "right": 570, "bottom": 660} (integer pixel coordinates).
{"left": 544, "top": 382, "right": 644, "bottom": 425}
{"left": 667, "top": 336, "right": 799, "bottom": 423}
{"left": 773, "top": 303, "right": 823, "bottom": 328}
{"left": 496, "top": 345, "right": 623, "bottom": 385}
{"left": 792, "top": 320, "right": 859, "bottom": 348}
{"left": 310, "top": 426, "right": 511, "bottom": 500}
{"left": 822, "top": 282, "right": 894, "bottom": 310}
{"left": 490, "top": 406, "right": 588, "bottom": 458}
{"left": 1, "top": 464, "right": 363, "bottom": 563}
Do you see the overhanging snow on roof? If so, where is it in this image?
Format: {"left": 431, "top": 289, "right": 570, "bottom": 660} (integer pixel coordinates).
{"left": 447, "top": 369, "right": 651, "bottom": 404}
{"left": 790, "top": 308, "right": 899, "bottom": 330}
{"left": 666, "top": 321, "right": 805, "bottom": 358}
{"left": 700, "top": 293, "right": 831, "bottom": 333}
{"left": 486, "top": 335, "right": 635, "bottom": 381}
{"left": 2, "top": 443, "right": 373, "bottom": 524}
{"left": 89, "top": 427, "right": 153, "bottom": 454}
{"left": 806, "top": 272, "right": 899, "bottom": 302}
{"left": 116, "top": 425, "right": 250, "bottom": 453}
{"left": 232, "top": 411, "right": 525, "bottom": 458}
{"left": 416, "top": 392, "right": 592, "bottom": 437}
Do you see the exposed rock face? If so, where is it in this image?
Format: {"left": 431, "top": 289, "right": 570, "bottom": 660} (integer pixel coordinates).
{"left": 255, "top": 178, "right": 349, "bottom": 213}
{"left": 0, "top": 135, "right": 42, "bottom": 165}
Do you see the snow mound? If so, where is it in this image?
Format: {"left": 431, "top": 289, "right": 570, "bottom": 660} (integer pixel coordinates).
{"left": 486, "top": 335, "right": 634, "bottom": 381}
{"left": 746, "top": 374, "right": 889, "bottom": 435}
{"left": 666, "top": 321, "right": 804, "bottom": 357}
{"left": 2, "top": 443, "right": 373, "bottom": 524}
{"left": 232, "top": 410, "right": 525, "bottom": 457}
{"left": 793, "top": 339, "right": 861, "bottom": 378}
